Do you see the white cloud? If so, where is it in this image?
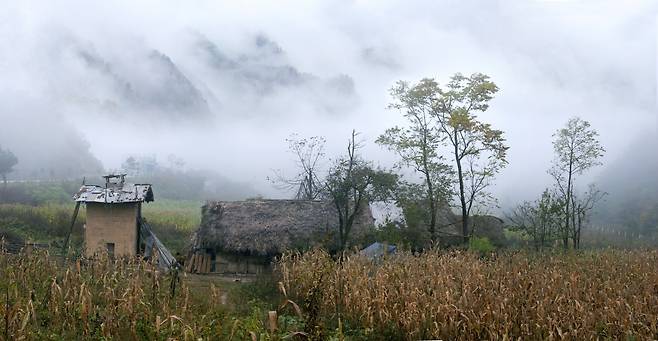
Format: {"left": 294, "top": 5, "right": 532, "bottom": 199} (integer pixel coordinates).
{"left": 0, "top": 0, "right": 655, "bottom": 202}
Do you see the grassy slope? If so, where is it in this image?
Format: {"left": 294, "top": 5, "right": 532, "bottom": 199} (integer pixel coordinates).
{"left": 0, "top": 199, "right": 201, "bottom": 255}
{"left": 141, "top": 199, "right": 202, "bottom": 254}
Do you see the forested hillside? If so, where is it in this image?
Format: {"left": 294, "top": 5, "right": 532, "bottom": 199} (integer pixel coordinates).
{"left": 595, "top": 129, "right": 658, "bottom": 235}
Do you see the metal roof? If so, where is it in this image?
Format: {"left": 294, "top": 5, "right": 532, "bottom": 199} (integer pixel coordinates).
{"left": 73, "top": 183, "right": 154, "bottom": 203}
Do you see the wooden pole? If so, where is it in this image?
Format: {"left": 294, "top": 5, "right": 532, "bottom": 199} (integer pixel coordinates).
{"left": 205, "top": 254, "right": 212, "bottom": 273}
{"left": 62, "top": 201, "right": 81, "bottom": 255}
{"left": 63, "top": 177, "right": 85, "bottom": 255}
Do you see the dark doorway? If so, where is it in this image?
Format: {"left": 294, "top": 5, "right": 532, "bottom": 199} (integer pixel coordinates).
{"left": 106, "top": 243, "right": 115, "bottom": 257}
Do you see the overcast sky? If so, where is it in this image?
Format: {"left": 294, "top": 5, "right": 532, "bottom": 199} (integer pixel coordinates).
{"left": 0, "top": 0, "right": 656, "bottom": 207}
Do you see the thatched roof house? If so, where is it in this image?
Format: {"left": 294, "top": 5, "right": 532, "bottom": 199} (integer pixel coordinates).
{"left": 187, "top": 199, "right": 374, "bottom": 274}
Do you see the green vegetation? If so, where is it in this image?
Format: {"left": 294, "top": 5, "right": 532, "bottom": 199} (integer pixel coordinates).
{"left": 142, "top": 199, "right": 202, "bottom": 254}
{"left": 0, "top": 198, "right": 201, "bottom": 255}
{"left": 379, "top": 73, "right": 508, "bottom": 244}
{"left": 0, "top": 203, "right": 84, "bottom": 245}
{"left": 0, "top": 181, "right": 81, "bottom": 205}
{"left": 468, "top": 236, "right": 495, "bottom": 254}
{"left": 0, "top": 145, "right": 18, "bottom": 187}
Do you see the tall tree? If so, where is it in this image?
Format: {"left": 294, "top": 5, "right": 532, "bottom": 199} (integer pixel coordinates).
{"left": 0, "top": 146, "right": 18, "bottom": 189}
{"left": 549, "top": 117, "right": 605, "bottom": 249}
{"left": 377, "top": 79, "right": 453, "bottom": 243}
{"left": 122, "top": 156, "right": 139, "bottom": 176}
{"left": 381, "top": 73, "right": 508, "bottom": 244}
{"left": 269, "top": 134, "right": 326, "bottom": 200}
{"left": 433, "top": 73, "right": 508, "bottom": 244}
{"left": 326, "top": 130, "right": 398, "bottom": 251}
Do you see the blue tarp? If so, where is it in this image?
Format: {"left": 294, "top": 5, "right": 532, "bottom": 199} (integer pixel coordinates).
{"left": 360, "top": 242, "right": 397, "bottom": 259}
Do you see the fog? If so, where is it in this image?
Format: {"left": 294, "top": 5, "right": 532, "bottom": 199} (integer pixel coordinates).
{"left": 0, "top": 0, "right": 656, "bottom": 207}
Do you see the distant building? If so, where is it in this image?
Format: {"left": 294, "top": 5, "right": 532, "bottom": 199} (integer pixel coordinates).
{"left": 73, "top": 174, "right": 154, "bottom": 257}
{"left": 186, "top": 200, "right": 374, "bottom": 275}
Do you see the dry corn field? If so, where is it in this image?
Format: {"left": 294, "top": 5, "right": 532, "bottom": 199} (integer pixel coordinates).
{"left": 278, "top": 249, "right": 658, "bottom": 340}
{"left": 0, "top": 251, "right": 277, "bottom": 340}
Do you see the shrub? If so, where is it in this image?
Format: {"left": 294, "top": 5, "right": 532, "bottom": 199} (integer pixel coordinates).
{"left": 469, "top": 236, "right": 495, "bottom": 254}
{"left": 0, "top": 201, "right": 200, "bottom": 254}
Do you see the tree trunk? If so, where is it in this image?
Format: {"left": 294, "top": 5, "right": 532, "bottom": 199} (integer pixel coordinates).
{"left": 563, "top": 160, "right": 573, "bottom": 250}
{"left": 341, "top": 202, "right": 349, "bottom": 251}
{"left": 571, "top": 211, "right": 577, "bottom": 249}
{"left": 454, "top": 134, "right": 469, "bottom": 244}
{"left": 420, "top": 131, "right": 437, "bottom": 244}
{"left": 425, "top": 171, "right": 437, "bottom": 243}
{"left": 539, "top": 223, "right": 545, "bottom": 252}
{"left": 571, "top": 197, "right": 577, "bottom": 249}
{"left": 335, "top": 202, "right": 345, "bottom": 251}
{"left": 576, "top": 207, "right": 583, "bottom": 249}
{"left": 534, "top": 235, "right": 540, "bottom": 252}
{"left": 1, "top": 174, "right": 6, "bottom": 198}
{"left": 306, "top": 174, "right": 312, "bottom": 200}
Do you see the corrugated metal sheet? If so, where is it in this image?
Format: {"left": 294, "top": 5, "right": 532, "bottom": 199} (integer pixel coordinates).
{"left": 73, "top": 184, "right": 154, "bottom": 203}
{"left": 140, "top": 218, "right": 178, "bottom": 271}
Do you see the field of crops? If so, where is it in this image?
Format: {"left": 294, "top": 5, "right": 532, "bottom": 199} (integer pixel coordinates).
{"left": 1, "top": 242, "right": 657, "bottom": 340}
{"left": 279, "top": 249, "right": 658, "bottom": 340}
{"left": 0, "top": 250, "right": 293, "bottom": 340}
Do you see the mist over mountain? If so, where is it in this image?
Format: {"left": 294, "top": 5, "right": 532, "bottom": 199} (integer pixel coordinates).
{"left": 46, "top": 31, "right": 357, "bottom": 125}
{"left": 0, "top": 0, "right": 655, "bottom": 205}
{"left": 77, "top": 48, "right": 211, "bottom": 120}
{"left": 1, "top": 19, "right": 360, "bottom": 186}
{"left": 192, "top": 33, "right": 357, "bottom": 115}
{"left": 595, "top": 129, "right": 658, "bottom": 233}
{"left": 0, "top": 99, "right": 103, "bottom": 180}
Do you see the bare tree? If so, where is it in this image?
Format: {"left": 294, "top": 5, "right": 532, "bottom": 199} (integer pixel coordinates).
{"left": 549, "top": 117, "right": 605, "bottom": 249}
{"left": 326, "top": 130, "right": 398, "bottom": 251}
{"left": 508, "top": 189, "right": 562, "bottom": 251}
{"left": 269, "top": 134, "right": 326, "bottom": 200}
{"left": 571, "top": 184, "right": 606, "bottom": 249}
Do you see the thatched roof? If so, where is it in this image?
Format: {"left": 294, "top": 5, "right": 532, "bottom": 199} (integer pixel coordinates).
{"left": 192, "top": 200, "right": 374, "bottom": 256}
